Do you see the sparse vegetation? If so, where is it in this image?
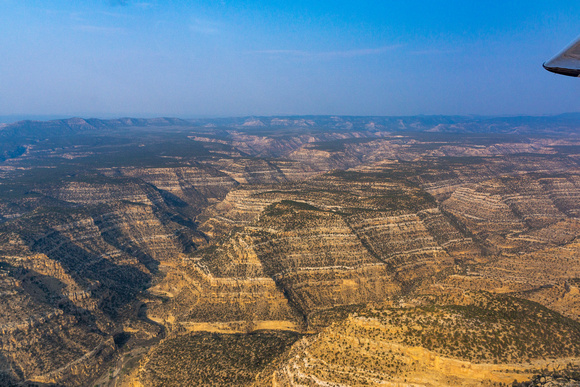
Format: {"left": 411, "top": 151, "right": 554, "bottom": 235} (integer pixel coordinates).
{"left": 139, "top": 331, "right": 301, "bottom": 387}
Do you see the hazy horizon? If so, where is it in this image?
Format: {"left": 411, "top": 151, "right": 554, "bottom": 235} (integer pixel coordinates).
{"left": 5, "top": 111, "right": 580, "bottom": 125}
{"left": 4, "top": 110, "right": 580, "bottom": 124}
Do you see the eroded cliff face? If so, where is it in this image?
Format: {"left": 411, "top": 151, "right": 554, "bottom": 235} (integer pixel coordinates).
{"left": 150, "top": 170, "right": 487, "bottom": 334}
{"left": 0, "top": 167, "right": 238, "bottom": 385}
{"left": 0, "top": 203, "right": 176, "bottom": 385}
{"left": 0, "top": 234, "right": 114, "bottom": 385}
{"left": 110, "top": 166, "right": 238, "bottom": 208}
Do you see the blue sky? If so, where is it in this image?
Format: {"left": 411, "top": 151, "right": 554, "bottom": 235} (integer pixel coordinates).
{"left": 1, "top": 0, "right": 579, "bottom": 119}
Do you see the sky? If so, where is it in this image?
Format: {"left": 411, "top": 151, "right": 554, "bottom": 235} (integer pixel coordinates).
{"left": 1, "top": 0, "right": 580, "bottom": 120}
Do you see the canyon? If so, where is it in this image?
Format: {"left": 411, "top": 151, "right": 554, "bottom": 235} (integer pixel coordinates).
{"left": 0, "top": 115, "right": 579, "bottom": 386}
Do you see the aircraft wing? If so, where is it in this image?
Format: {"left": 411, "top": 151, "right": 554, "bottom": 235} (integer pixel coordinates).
{"left": 544, "top": 35, "right": 580, "bottom": 77}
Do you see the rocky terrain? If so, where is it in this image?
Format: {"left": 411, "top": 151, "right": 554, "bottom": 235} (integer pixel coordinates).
{"left": 257, "top": 291, "right": 580, "bottom": 386}
{"left": 0, "top": 115, "right": 579, "bottom": 386}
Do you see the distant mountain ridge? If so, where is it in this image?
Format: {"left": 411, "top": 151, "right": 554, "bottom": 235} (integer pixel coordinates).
{"left": 1, "top": 114, "right": 580, "bottom": 140}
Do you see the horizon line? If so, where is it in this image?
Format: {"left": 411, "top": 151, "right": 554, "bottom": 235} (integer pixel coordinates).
{"left": 3, "top": 112, "right": 580, "bottom": 125}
